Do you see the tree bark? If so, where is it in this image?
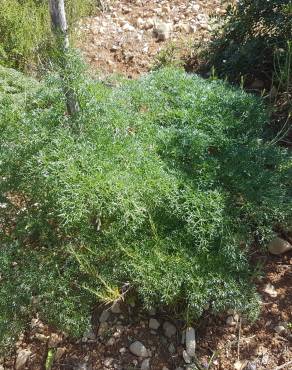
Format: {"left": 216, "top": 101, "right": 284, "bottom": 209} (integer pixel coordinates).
{"left": 49, "top": 0, "right": 80, "bottom": 116}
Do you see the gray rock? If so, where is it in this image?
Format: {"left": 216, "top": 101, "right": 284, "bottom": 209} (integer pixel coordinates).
{"left": 274, "top": 325, "right": 286, "bottom": 334}
{"left": 163, "top": 321, "right": 176, "bottom": 338}
{"left": 97, "top": 322, "right": 108, "bottom": 336}
{"left": 111, "top": 302, "right": 121, "bottom": 314}
{"left": 149, "top": 318, "right": 160, "bottom": 330}
{"left": 82, "top": 327, "right": 96, "bottom": 341}
{"left": 168, "top": 343, "right": 176, "bottom": 354}
{"left": 129, "top": 341, "right": 149, "bottom": 357}
{"left": 245, "top": 362, "right": 257, "bottom": 370}
{"left": 141, "top": 358, "right": 150, "bottom": 370}
{"left": 106, "top": 337, "right": 115, "bottom": 346}
{"left": 268, "top": 237, "right": 292, "bottom": 255}
{"left": 15, "top": 349, "right": 31, "bottom": 370}
{"left": 186, "top": 327, "right": 196, "bottom": 357}
{"left": 99, "top": 309, "right": 110, "bottom": 323}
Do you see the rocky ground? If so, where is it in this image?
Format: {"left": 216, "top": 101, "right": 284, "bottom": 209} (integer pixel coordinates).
{"left": 1, "top": 1, "right": 292, "bottom": 370}
{"left": 77, "top": 0, "right": 225, "bottom": 78}
{"left": 2, "top": 249, "right": 291, "bottom": 370}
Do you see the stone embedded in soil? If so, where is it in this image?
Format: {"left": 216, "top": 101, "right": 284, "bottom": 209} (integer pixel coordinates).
{"left": 111, "top": 302, "right": 121, "bottom": 313}
{"left": 268, "top": 237, "right": 292, "bottom": 255}
{"left": 99, "top": 309, "right": 110, "bottom": 323}
{"left": 129, "top": 341, "right": 149, "bottom": 357}
{"left": 104, "top": 357, "right": 114, "bottom": 367}
{"left": 55, "top": 347, "right": 66, "bottom": 361}
{"left": 119, "top": 347, "right": 127, "bottom": 354}
{"left": 245, "top": 362, "right": 257, "bottom": 370}
{"left": 263, "top": 283, "right": 278, "bottom": 298}
{"left": 48, "top": 333, "right": 62, "bottom": 348}
{"left": 82, "top": 327, "right": 96, "bottom": 341}
{"left": 98, "top": 322, "right": 108, "bottom": 336}
{"left": 226, "top": 315, "right": 237, "bottom": 326}
{"left": 153, "top": 22, "right": 172, "bottom": 41}
{"left": 185, "top": 327, "right": 196, "bottom": 357}
{"left": 106, "top": 337, "right": 115, "bottom": 346}
{"left": 141, "top": 358, "right": 150, "bottom": 370}
{"left": 163, "top": 321, "right": 177, "bottom": 338}
{"left": 149, "top": 318, "right": 160, "bottom": 330}
{"left": 168, "top": 342, "right": 176, "bottom": 354}
{"left": 234, "top": 360, "right": 248, "bottom": 370}
{"left": 15, "top": 349, "right": 31, "bottom": 370}
{"left": 274, "top": 325, "right": 286, "bottom": 334}
{"left": 183, "top": 349, "right": 191, "bottom": 364}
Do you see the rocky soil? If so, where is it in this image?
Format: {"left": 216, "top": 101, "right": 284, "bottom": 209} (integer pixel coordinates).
{"left": 77, "top": 0, "right": 225, "bottom": 78}
{"left": 1, "top": 249, "right": 291, "bottom": 370}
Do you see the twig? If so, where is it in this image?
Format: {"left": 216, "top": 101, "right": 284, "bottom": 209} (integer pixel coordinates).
{"left": 237, "top": 317, "right": 242, "bottom": 361}
{"left": 273, "top": 360, "right": 292, "bottom": 370}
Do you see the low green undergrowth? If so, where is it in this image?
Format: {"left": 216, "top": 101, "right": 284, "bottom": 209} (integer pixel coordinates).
{"left": 0, "top": 0, "right": 96, "bottom": 70}
{"left": 0, "top": 65, "right": 291, "bottom": 351}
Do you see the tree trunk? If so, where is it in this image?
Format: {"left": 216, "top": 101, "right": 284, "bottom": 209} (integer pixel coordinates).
{"left": 49, "top": 0, "right": 80, "bottom": 116}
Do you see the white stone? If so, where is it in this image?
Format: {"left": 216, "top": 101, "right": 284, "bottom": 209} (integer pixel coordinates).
{"left": 15, "top": 349, "right": 31, "bottom": 370}
{"left": 263, "top": 283, "right": 277, "bottom": 298}
{"left": 141, "top": 358, "right": 150, "bottom": 370}
{"left": 234, "top": 360, "right": 248, "bottom": 370}
{"left": 163, "top": 321, "right": 176, "bottom": 338}
{"left": 226, "top": 316, "right": 237, "bottom": 326}
{"left": 104, "top": 357, "right": 114, "bottom": 367}
{"left": 153, "top": 22, "right": 172, "bottom": 41}
{"left": 185, "top": 327, "right": 196, "bottom": 357}
{"left": 122, "top": 23, "right": 135, "bottom": 32}
{"left": 129, "top": 341, "right": 149, "bottom": 357}
{"left": 149, "top": 318, "right": 160, "bottom": 330}
{"left": 182, "top": 349, "right": 191, "bottom": 364}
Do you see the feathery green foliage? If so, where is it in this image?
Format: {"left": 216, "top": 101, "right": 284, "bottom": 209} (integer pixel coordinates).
{"left": 0, "top": 64, "right": 291, "bottom": 351}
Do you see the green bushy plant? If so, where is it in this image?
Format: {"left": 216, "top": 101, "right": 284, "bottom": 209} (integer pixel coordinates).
{"left": 207, "top": 0, "right": 292, "bottom": 82}
{"left": 0, "top": 0, "right": 96, "bottom": 70}
{"left": 0, "top": 64, "right": 291, "bottom": 351}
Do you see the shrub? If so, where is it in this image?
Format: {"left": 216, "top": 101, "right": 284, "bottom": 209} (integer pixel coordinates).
{"left": 207, "top": 0, "right": 292, "bottom": 82}
{"left": 0, "top": 65, "right": 291, "bottom": 351}
{"left": 0, "top": 0, "right": 96, "bottom": 70}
